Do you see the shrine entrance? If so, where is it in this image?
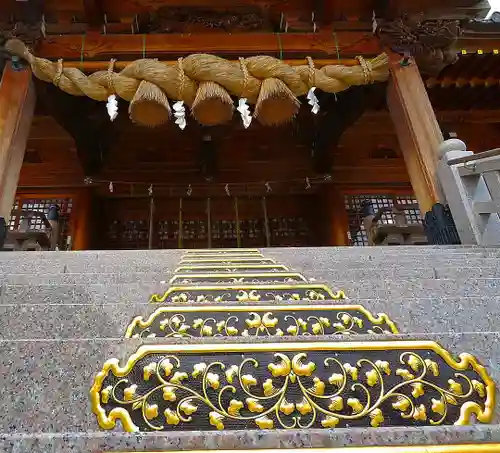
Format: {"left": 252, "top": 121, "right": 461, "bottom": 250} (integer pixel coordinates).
{"left": 97, "top": 194, "right": 318, "bottom": 250}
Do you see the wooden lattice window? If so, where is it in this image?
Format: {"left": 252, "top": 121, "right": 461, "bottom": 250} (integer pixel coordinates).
{"left": 9, "top": 197, "right": 73, "bottom": 249}
{"left": 106, "top": 220, "right": 149, "bottom": 249}
{"left": 345, "top": 195, "right": 421, "bottom": 246}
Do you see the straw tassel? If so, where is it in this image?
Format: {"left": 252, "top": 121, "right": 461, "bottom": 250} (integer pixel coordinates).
{"left": 191, "top": 81, "right": 234, "bottom": 126}
{"left": 254, "top": 78, "right": 300, "bottom": 126}
{"left": 129, "top": 80, "right": 171, "bottom": 127}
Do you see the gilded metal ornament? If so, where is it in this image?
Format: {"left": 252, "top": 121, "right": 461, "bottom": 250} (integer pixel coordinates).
{"left": 174, "top": 264, "right": 290, "bottom": 273}
{"left": 182, "top": 249, "right": 264, "bottom": 259}
{"left": 90, "top": 341, "right": 495, "bottom": 432}
{"left": 149, "top": 284, "right": 344, "bottom": 303}
{"left": 170, "top": 273, "right": 308, "bottom": 284}
{"left": 184, "top": 248, "right": 260, "bottom": 254}
{"left": 125, "top": 305, "right": 398, "bottom": 338}
{"left": 179, "top": 258, "right": 277, "bottom": 265}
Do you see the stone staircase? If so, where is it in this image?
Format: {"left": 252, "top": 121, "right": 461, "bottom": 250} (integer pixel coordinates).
{"left": 0, "top": 246, "right": 499, "bottom": 452}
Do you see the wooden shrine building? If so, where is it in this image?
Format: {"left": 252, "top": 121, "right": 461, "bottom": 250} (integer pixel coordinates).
{"left": 1, "top": 0, "right": 500, "bottom": 251}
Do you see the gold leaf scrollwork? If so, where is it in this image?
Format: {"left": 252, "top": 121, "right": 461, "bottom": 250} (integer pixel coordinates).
{"left": 126, "top": 305, "right": 399, "bottom": 339}
{"left": 209, "top": 411, "right": 225, "bottom": 430}
{"left": 179, "top": 401, "right": 198, "bottom": 416}
{"left": 91, "top": 342, "right": 495, "bottom": 432}
{"left": 370, "top": 408, "right": 384, "bottom": 427}
{"left": 228, "top": 399, "right": 244, "bottom": 416}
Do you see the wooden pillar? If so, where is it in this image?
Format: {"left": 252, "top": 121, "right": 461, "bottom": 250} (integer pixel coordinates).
{"left": 387, "top": 53, "right": 443, "bottom": 214}
{"left": 72, "top": 188, "right": 93, "bottom": 250}
{"left": 326, "top": 186, "right": 350, "bottom": 246}
{"left": 0, "top": 64, "right": 35, "bottom": 222}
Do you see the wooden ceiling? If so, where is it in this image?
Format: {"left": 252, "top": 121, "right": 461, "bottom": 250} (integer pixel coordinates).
{"left": 0, "top": 0, "right": 491, "bottom": 37}
{"left": 5, "top": 0, "right": 500, "bottom": 193}
{"left": 1, "top": 0, "right": 486, "bottom": 28}
{"left": 20, "top": 80, "right": 500, "bottom": 192}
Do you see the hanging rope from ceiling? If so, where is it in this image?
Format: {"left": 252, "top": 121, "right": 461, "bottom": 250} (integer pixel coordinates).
{"left": 5, "top": 38, "right": 389, "bottom": 128}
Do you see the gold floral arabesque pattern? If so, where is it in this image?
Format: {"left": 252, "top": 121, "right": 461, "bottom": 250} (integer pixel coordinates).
{"left": 169, "top": 273, "right": 308, "bottom": 285}
{"left": 149, "top": 285, "right": 344, "bottom": 304}
{"left": 184, "top": 248, "right": 261, "bottom": 256}
{"left": 90, "top": 341, "right": 495, "bottom": 432}
{"left": 125, "top": 305, "right": 398, "bottom": 338}
{"left": 179, "top": 258, "right": 277, "bottom": 265}
{"left": 182, "top": 253, "right": 264, "bottom": 259}
{"left": 174, "top": 265, "right": 290, "bottom": 273}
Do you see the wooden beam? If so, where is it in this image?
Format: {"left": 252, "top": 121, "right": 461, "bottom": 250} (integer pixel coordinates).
{"left": 56, "top": 57, "right": 365, "bottom": 71}
{"left": 363, "top": 109, "right": 500, "bottom": 124}
{"left": 34, "top": 31, "right": 381, "bottom": 59}
{"left": 385, "top": 0, "right": 483, "bottom": 18}
{"left": 0, "top": 64, "right": 36, "bottom": 221}
{"left": 457, "top": 31, "right": 500, "bottom": 53}
{"left": 29, "top": 30, "right": 499, "bottom": 63}
{"left": 18, "top": 162, "right": 410, "bottom": 188}
{"left": 82, "top": 0, "right": 103, "bottom": 29}
{"left": 386, "top": 53, "right": 444, "bottom": 214}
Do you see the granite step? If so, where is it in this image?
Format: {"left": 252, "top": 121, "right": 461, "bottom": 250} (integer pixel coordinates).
{"left": 2, "top": 263, "right": 500, "bottom": 284}
{"left": 1, "top": 253, "right": 500, "bottom": 275}
{"left": 0, "top": 334, "right": 497, "bottom": 436}
{"left": 3, "top": 258, "right": 500, "bottom": 277}
{"left": 1, "top": 425, "right": 500, "bottom": 452}
{"left": 0, "top": 296, "right": 498, "bottom": 339}
{"left": 4, "top": 258, "right": 500, "bottom": 283}
{"left": 0, "top": 248, "right": 499, "bottom": 274}
{"left": 3, "top": 275, "right": 500, "bottom": 304}
{"left": 0, "top": 246, "right": 499, "bottom": 267}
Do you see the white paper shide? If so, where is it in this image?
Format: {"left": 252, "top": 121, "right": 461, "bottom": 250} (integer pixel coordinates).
{"left": 237, "top": 98, "right": 252, "bottom": 129}
{"left": 173, "top": 101, "right": 187, "bottom": 130}
{"left": 106, "top": 95, "right": 118, "bottom": 121}
{"left": 307, "top": 87, "right": 320, "bottom": 115}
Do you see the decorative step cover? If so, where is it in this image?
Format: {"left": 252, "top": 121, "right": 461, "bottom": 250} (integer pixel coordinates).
{"left": 90, "top": 341, "right": 495, "bottom": 432}
{"left": 125, "top": 304, "right": 398, "bottom": 338}
{"left": 179, "top": 258, "right": 278, "bottom": 265}
{"left": 175, "top": 264, "right": 290, "bottom": 272}
{"left": 142, "top": 250, "right": 382, "bottom": 337}
{"left": 149, "top": 284, "right": 345, "bottom": 303}
{"left": 170, "top": 272, "right": 309, "bottom": 284}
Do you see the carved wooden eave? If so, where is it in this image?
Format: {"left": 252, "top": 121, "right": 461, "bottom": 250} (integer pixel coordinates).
{"left": 376, "top": 16, "right": 462, "bottom": 75}
{"left": 0, "top": 22, "right": 42, "bottom": 48}
{"left": 137, "top": 6, "right": 270, "bottom": 34}
{"left": 373, "top": 1, "right": 498, "bottom": 74}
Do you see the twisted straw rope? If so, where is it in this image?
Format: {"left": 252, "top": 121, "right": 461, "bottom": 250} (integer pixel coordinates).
{"left": 5, "top": 38, "right": 389, "bottom": 106}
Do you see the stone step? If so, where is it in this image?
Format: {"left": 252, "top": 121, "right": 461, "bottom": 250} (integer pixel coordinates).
{"left": 1, "top": 425, "right": 500, "bottom": 452}
{"left": 3, "top": 275, "right": 500, "bottom": 304}
{"left": 4, "top": 262, "right": 500, "bottom": 283}
{"left": 2, "top": 253, "right": 500, "bottom": 275}
{"left": 0, "top": 334, "right": 497, "bottom": 436}
{"left": 1, "top": 296, "right": 498, "bottom": 339}
{"left": 266, "top": 246, "right": 500, "bottom": 256}
{"left": 0, "top": 246, "right": 499, "bottom": 265}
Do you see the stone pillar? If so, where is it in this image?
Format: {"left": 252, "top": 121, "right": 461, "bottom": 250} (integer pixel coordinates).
{"left": 386, "top": 53, "right": 444, "bottom": 214}
{"left": 0, "top": 63, "right": 35, "bottom": 245}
